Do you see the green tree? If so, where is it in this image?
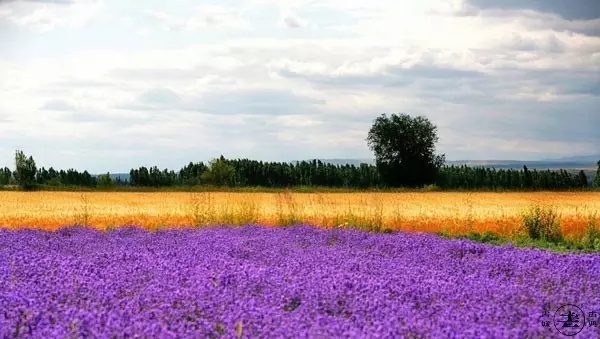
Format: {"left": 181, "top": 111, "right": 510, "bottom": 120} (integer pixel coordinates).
{"left": 14, "top": 150, "right": 37, "bottom": 190}
{"left": 523, "top": 165, "right": 533, "bottom": 188}
{"left": 595, "top": 160, "right": 600, "bottom": 188}
{"left": 366, "top": 113, "right": 445, "bottom": 187}
{"left": 0, "top": 167, "right": 12, "bottom": 185}
{"left": 97, "top": 172, "right": 115, "bottom": 189}
{"left": 577, "top": 170, "right": 589, "bottom": 188}
{"left": 200, "top": 156, "right": 236, "bottom": 186}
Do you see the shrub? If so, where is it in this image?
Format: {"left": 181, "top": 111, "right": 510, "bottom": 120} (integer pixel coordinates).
{"left": 521, "top": 205, "right": 563, "bottom": 243}
{"left": 459, "top": 231, "right": 503, "bottom": 245}
{"left": 421, "top": 184, "right": 439, "bottom": 192}
{"left": 583, "top": 215, "right": 600, "bottom": 250}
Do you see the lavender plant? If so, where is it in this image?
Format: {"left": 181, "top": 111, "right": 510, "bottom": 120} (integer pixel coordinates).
{"left": 0, "top": 224, "right": 598, "bottom": 338}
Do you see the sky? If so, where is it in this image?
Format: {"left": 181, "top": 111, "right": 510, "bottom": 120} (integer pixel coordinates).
{"left": 0, "top": 0, "right": 599, "bottom": 173}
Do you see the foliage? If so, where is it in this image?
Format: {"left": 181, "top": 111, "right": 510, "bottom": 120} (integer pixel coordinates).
{"left": 96, "top": 172, "right": 115, "bottom": 189}
{"left": 14, "top": 150, "right": 37, "bottom": 190}
{"left": 595, "top": 160, "right": 600, "bottom": 188}
{"left": 200, "top": 156, "right": 236, "bottom": 187}
{"left": 521, "top": 205, "right": 563, "bottom": 243}
{"left": 36, "top": 167, "right": 96, "bottom": 187}
{"left": 437, "top": 165, "right": 586, "bottom": 190}
{"left": 583, "top": 215, "right": 600, "bottom": 250}
{"left": 461, "top": 231, "right": 503, "bottom": 244}
{"left": 179, "top": 161, "right": 207, "bottom": 186}
{"left": 5, "top": 149, "right": 592, "bottom": 191}
{"left": 577, "top": 170, "right": 589, "bottom": 188}
{"left": 129, "top": 166, "right": 177, "bottom": 187}
{"left": 366, "top": 113, "right": 445, "bottom": 187}
{"left": 450, "top": 229, "right": 600, "bottom": 252}
{"left": 0, "top": 167, "right": 12, "bottom": 185}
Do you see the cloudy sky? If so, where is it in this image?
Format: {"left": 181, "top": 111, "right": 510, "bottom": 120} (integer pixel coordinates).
{"left": 0, "top": 0, "right": 599, "bottom": 173}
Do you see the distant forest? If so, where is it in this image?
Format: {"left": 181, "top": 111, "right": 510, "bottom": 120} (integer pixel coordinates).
{"left": 5, "top": 114, "right": 598, "bottom": 191}
{"left": 1, "top": 155, "right": 598, "bottom": 191}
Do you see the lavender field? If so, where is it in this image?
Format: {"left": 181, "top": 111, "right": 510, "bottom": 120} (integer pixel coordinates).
{"left": 1, "top": 224, "right": 599, "bottom": 338}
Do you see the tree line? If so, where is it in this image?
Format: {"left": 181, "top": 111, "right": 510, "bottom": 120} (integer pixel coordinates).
{"left": 1, "top": 151, "right": 123, "bottom": 189}
{"left": 3, "top": 151, "right": 598, "bottom": 191}
{"left": 4, "top": 113, "right": 599, "bottom": 190}
{"left": 127, "top": 157, "right": 596, "bottom": 190}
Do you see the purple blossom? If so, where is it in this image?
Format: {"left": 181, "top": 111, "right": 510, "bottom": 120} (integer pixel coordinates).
{"left": 0, "top": 224, "right": 598, "bottom": 338}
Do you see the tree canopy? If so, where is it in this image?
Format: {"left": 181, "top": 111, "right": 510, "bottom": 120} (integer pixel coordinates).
{"left": 366, "top": 113, "right": 445, "bottom": 187}
{"left": 14, "top": 150, "right": 37, "bottom": 190}
{"left": 4, "top": 150, "right": 593, "bottom": 191}
{"left": 595, "top": 160, "right": 600, "bottom": 187}
{"left": 0, "top": 167, "right": 11, "bottom": 186}
{"left": 97, "top": 172, "right": 115, "bottom": 189}
{"left": 200, "top": 156, "right": 236, "bottom": 187}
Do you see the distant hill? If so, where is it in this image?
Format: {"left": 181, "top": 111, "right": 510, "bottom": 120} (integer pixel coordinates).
{"left": 542, "top": 154, "right": 600, "bottom": 163}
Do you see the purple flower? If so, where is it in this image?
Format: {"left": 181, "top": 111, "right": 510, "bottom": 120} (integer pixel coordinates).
{"left": 0, "top": 224, "right": 598, "bottom": 338}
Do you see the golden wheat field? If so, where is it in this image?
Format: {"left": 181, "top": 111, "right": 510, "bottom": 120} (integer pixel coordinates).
{"left": 1, "top": 191, "right": 599, "bottom": 238}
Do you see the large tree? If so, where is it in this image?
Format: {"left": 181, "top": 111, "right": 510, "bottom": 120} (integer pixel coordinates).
{"left": 366, "top": 113, "right": 445, "bottom": 187}
{"left": 14, "top": 150, "right": 37, "bottom": 190}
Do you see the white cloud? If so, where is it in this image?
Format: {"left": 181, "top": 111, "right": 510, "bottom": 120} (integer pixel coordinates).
{"left": 0, "top": 0, "right": 598, "bottom": 171}
{"left": 145, "top": 4, "right": 251, "bottom": 32}
{"left": 135, "top": 27, "right": 152, "bottom": 37}
{"left": 0, "top": 6, "right": 12, "bottom": 17}
{"left": 145, "top": 10, "right": 187, "bottom": 31}
{"left": 1, "top": 0, "right": 104, "bottom": 32}
{"left": 279, "top": 10, "right": 305, "bottom": 28}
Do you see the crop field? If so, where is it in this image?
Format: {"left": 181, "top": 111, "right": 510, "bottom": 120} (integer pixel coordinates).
{"left": 1, "top": 191, "right": 599, "bottom": 238}
{"left": 1, "top": 191, "right": 599, "bottom": 337}
{"left": 1, "top": 225, "right": 599, "bottom": 337}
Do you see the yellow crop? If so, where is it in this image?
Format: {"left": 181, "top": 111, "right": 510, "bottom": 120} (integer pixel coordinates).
{"left": 0, "top": 191, "right": 598, "bottom": 238}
